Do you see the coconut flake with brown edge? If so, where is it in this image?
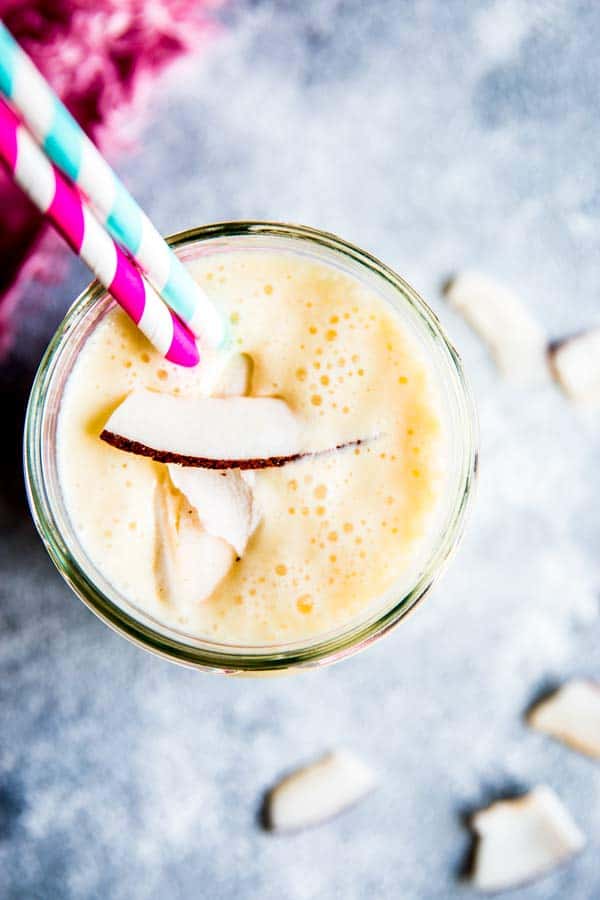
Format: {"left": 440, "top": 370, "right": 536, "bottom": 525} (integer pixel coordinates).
{"left": 470, "top": 786, "right": 585, "bottom": 892}
{"left": 100, "top": 389, "right": 366, "bottom": 469}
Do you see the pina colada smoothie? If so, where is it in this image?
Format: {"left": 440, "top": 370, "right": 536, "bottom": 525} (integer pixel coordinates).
{"left": 57, "top": 248, "right": 447, "bottom": 646}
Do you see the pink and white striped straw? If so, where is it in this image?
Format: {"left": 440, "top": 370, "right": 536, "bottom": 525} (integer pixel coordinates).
{"left": 0, "top": 97, "right": 199, "bottom": 367}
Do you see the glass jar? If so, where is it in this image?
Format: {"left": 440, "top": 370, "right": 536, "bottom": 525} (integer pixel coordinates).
{"left": 24, "top": 222, "right": 477, "bottom": 673}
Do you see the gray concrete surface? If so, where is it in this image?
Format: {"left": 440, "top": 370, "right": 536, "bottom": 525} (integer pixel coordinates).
{"left": 2, "top": 1, "right": 600, "bottom": 897}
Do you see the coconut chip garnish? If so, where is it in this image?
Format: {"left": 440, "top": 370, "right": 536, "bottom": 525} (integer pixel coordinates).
{"left": 265, "top": 750, "right": 376, "bottom": 832}
{"left": 152, "top": 352, "right": 261, "bottom": 604}
{"left": 168, "top": 465, "right": 260, "bottom": 558}
{"left": 528, "top": 680, "right": 600, "bottom": 758}
{"left": 470, "top": 786, "right": 585, "bottom": 892}
{"left": 103, "top": 353, "right": 375, "bottom": 606}
{"left": 444, "top": 271, "right": 547, "bottom": 384}
{"left": 101, "top": 390, "right": 366, "bottom": 470}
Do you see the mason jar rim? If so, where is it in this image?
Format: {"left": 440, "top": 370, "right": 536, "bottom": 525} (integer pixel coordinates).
{"left": 24, "top": 221, "right": 477, "bottom": 673}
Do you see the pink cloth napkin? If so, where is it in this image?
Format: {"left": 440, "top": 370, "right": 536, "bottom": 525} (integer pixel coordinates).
{"left": 0, "top": 0, "right": 221, "bottom": 358}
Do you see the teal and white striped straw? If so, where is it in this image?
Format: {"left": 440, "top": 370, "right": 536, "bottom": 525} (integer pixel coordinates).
{"left": 0, "top": 21, "right": 227, "bottom": 348}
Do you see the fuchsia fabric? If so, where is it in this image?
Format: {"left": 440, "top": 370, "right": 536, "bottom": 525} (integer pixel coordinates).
{"left": 0, "top": 0, "right": 220, "bottom": 357}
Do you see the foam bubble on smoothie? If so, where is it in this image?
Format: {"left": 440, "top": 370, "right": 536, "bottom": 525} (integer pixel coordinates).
{"left": 57, "top": 250, "right": 448, "bottom": 646}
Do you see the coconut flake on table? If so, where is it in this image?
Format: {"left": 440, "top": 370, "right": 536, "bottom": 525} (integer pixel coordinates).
{"left": 154, "top": 477, "right": 235, "bottom": 606}
{"left": 102, "top": 390, "right": 304, "bottom": 467}
{"left": 549, "top": 328, "right": 600, "bottom": 405}
{"left": 528, "top": 680, "right": 600, "bottom": 758}
{"left": 266, "top": 750, "right": 376, "bottom": 831}
{"left": 101, "top": 389, "right": 367, "bottom": 469}
{"left": 444, "top": 271, "right": 547, "bottom": 384}
{"left": 470, "top": 786, "right": 585, "bottom": 892}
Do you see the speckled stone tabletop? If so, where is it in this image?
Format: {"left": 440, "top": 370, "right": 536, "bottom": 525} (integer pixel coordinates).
{"left": 2, "top": 2, "right": 600, "bottom": 898}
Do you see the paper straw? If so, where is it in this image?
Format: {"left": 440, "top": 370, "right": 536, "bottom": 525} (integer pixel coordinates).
{"left": 0, "top": 98, "right": 199, "bottom": 367}
{"left": 0, "top": 22, "right": 227, "bottom": 347}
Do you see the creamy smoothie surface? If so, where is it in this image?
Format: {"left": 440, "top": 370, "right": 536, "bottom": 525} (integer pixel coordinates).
{"left": 57, "top": 250, "right": 448, "bottom": 645}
